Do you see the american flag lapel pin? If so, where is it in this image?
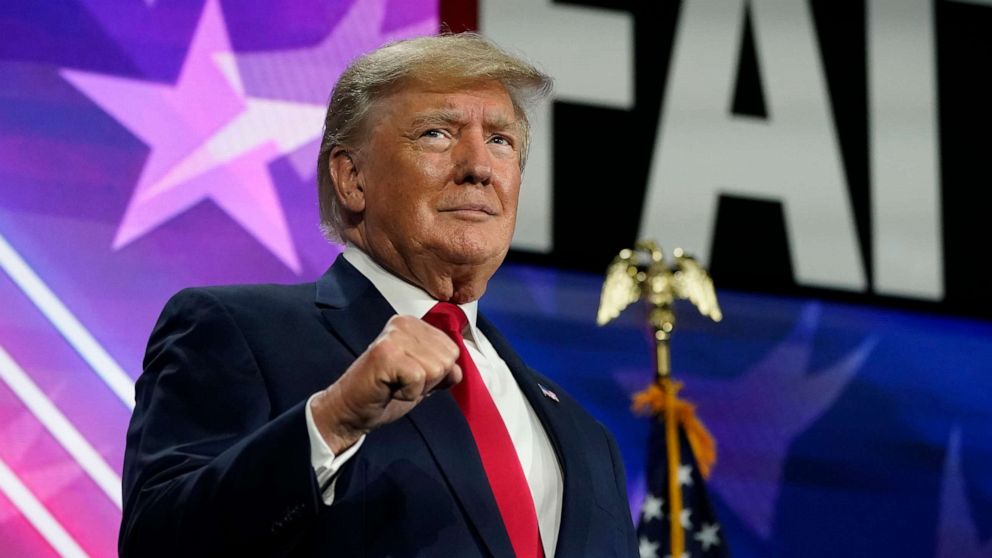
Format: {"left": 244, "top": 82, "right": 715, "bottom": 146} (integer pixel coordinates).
{"left": 538, "top": 383, "right": 559, "bottom": 403}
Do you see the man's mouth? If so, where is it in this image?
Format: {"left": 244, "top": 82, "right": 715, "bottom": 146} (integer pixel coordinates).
{"left": 439, "top": 203, "right": 497, "bottom": 216}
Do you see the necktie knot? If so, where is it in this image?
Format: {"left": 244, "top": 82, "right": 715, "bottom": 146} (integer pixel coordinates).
{"left": 423, "top": 302, "right": 468, "bottom": 338}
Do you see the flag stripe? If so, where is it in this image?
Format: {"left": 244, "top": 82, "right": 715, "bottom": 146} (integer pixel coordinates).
{"left": 0, "top": 345, "right": 123, "bottom": 509}
{"left": 0, "top": 233, "right": 134, "bottom": 408}
{"left": 0, "top": 456, "right": 89, "bottom": 558}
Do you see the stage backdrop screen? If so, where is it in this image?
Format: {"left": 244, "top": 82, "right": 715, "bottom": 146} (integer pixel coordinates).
{"left": 1, "top": 1, "right": 990, "bottom": 557}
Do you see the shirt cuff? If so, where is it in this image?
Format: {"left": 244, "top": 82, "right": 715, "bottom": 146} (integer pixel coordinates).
{"left": 305, "top": 392, "right": 365, "bottom": 506}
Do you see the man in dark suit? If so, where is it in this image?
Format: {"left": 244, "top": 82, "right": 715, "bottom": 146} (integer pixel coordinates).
{"left": 120, "top": 33, "right": 638, "bottom": 557}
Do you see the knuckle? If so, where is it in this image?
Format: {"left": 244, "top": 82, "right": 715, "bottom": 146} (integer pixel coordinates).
{"left": 405, "top": 366, "right": 426, "bottom": 386}
{"left": 428, "top": 361, "right": 446, "bottom": 379}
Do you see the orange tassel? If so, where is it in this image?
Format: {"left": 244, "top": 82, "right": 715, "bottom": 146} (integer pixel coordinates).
{"left": 632, "top": 381, "right": 717, "bottom": 478}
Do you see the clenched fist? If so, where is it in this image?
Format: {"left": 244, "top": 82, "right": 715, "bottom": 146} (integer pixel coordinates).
{"left": 309, "top": 314, "right": 463, "bottom": 454}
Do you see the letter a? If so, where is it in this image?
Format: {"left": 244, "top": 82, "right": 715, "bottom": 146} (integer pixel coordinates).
{"left": 640, "top": 0, "right": 866, "bottom": 291}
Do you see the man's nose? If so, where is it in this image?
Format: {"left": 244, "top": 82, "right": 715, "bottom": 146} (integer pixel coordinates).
{"left": 453, "top": 133, "right": 493, "bottom": 186}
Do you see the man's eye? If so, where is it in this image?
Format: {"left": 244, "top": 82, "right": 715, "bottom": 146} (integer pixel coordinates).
{"left": 421, "top": 129, "right": 446, "bottom": 139}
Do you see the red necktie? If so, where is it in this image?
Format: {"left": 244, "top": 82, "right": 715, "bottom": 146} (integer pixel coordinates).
{"left": 423, "top": 302, "right": 543, "bottom": 557}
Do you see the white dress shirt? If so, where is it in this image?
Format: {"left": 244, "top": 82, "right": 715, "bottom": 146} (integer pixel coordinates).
{"left": 305, "top": 245, "right": 564, "bottom": 556}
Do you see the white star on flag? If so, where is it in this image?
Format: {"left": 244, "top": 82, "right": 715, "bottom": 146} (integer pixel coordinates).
{"left": 641, "top": 493, "right": 664, "bottom": 522}
{"left": 694, "top": 522, "right": 721, "bottom": 551}
{"left": 639, "top": 536, "right": 660, "bottom": 558}
{"left": 677, "top": 463, "right": 694, "bottom": 487}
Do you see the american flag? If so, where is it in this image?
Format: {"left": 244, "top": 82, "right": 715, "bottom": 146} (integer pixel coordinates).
{"left": 636, "top": 423, "right": 729, "bottom": 558}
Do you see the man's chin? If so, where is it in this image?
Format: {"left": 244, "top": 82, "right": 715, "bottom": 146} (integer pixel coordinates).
{"left": 427, "top": 226, "right": 508, "bottom": 263}
{"left": 434, "top": 241, "right": 508, "bottom": 269}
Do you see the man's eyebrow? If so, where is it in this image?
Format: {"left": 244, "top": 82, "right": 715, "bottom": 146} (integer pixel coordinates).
{"left": 408, "top": 110, "right": 521, "bottom": 132}
{"left": 484, "top": 113, "right": 521, "bottom": 133}
{"left": 409, "top": 110, "right": 464, "bottom": 129}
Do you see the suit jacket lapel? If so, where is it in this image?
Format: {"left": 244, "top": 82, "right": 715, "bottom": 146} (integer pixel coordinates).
{"left": 478, "top": 315, "right": 596, "bottom": 558}
{"left": 314, "top": 256, "right": 395, "bottom": 357}
{"left": 314, "top": 257, "right": 514, "bottom": 557}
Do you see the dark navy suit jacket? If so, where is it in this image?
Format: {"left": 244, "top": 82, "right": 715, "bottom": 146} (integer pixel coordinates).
{"left": 120, "top": 256, "right": 638, "bottom": 557}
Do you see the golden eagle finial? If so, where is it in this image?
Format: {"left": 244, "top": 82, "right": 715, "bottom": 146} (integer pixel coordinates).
{"left": 596, "top": 242, "right": 722, "bottom": 327}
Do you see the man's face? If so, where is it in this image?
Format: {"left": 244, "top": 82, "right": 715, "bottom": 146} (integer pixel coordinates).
{"left": 350, "top": 80, "right": 522, "bottom": 281}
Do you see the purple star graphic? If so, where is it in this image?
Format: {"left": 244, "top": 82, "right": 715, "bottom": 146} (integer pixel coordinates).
{"left": 60, "top": 0, "right": 319, "bottom": 273}
{"left": 688, "top": 304, "right": 873, "bottom": 538}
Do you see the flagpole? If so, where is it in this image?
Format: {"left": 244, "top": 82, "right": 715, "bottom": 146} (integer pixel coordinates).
{"left": 650, "top": 297, "right": 686, "bottom": 557}
{"left": 662, "top": 377, "right": 684, "bottom": 556}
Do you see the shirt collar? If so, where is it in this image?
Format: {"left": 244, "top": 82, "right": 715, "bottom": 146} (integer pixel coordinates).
{"left": 342, "top": 244, "right": 480, "bottom": 337}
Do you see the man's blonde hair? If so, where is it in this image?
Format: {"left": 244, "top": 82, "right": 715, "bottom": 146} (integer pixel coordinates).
{"left": 316, "top": 33, "right": 553, "bottom": 241}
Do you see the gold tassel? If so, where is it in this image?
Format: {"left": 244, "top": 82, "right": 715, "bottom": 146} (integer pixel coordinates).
{"left": 632, "top": 381, "right": 717, "bottom": 479}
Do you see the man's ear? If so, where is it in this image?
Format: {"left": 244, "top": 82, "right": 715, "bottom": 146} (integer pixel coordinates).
{"left": 328, "top": 145, "right": 365, "bottom": 213}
